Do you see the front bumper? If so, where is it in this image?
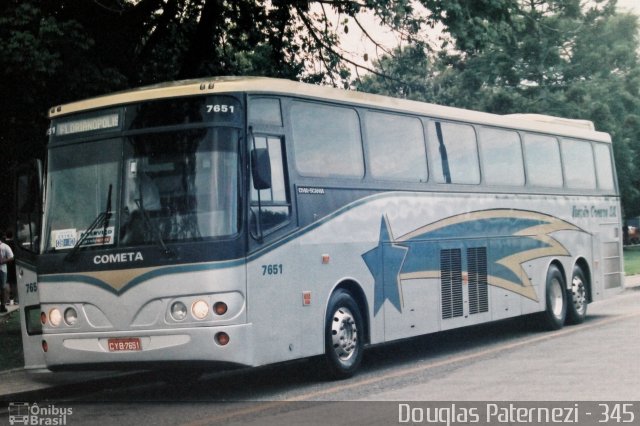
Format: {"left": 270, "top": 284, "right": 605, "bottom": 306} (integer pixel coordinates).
{"left": 41, "top": 323, "right": 255, "bottom": 369}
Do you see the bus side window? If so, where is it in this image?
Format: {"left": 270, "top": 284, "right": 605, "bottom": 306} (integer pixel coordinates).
{"left": 250, "top": 136, "right": 290, "bottom": 234}
{"left": 427, "top": 121, "right": 480, "bottom": 184}
{"left": 248, "top": 98, "right": 283, "bottom": 127}
{"left": 478, "top": 127, "right": 525, "bottom": 186}
{"left": 364, "top": 111, "right": 427, "bottom": 182}
{"left": 561, "top": 138, "right": 596, "bottom": 189}
{"left": 290, "top": 102, "right": 364, "bottom": 178}
{"left": 593, "top": 143, "right": 615, "bottom": 191}
{"left": 523, "top": 134, "right": 563, "bottom": 188}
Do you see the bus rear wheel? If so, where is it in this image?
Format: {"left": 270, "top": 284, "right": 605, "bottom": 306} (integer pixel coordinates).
{"left": 324, "top": 289, "right": 364, "bottom": 379}
{"left": 539, "top": 264, "right": 567, "bottom": 331}
{"left": 566, "top": 266, "right": 588, "bottom": 324}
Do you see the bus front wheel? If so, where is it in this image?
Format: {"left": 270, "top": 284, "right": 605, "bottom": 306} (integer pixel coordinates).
{"left": 566, "top": 266, "right": 588, "bottom": 324}
{"left": 324, "top": 289, "right": 364, "bottom": 379}
{"left": 539, "top": 264, "right": 567, "bottom": 331}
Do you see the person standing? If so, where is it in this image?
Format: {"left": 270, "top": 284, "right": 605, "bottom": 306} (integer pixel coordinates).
{"left": 0, "top": 234, "right": 15, "bottom": 313}
{"left": 5, "top": 230, "right": 17, "bottom": 304}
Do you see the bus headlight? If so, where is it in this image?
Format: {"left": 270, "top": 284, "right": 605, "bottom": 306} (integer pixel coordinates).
{"left": 170, "top": 302, "right": 188, "bottom": 321}
{"left": 64, "top": 307, "right": 78, "bottom": 326}
{"left": 192, "top": 300, "right": 209, "bottom": 320}
{"left": 49, "top": 308, "right": 62, "bottom": 327}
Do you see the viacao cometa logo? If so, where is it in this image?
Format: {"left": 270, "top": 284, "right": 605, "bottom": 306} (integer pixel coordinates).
{"left": 8, "top": 402, "right": 73, "bottom": 425}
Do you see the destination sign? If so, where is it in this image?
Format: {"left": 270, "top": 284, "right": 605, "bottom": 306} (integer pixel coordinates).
{"left": 53, "top": 113, "right": 120, "bottom": 136}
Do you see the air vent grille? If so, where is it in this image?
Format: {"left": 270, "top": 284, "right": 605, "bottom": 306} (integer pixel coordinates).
{"left": 468, "top": 247, "right": 489, "bottom": 314}
{"left": 441, "top": 249, "right": 463, "bottom": 319}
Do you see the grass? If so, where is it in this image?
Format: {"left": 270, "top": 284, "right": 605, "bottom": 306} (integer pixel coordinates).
{"left": 0, "top": 311, "right": 24, "bottom": 371}
{"left": 0, "top": 247, "right": 638, "bottom": 373}
{"left": 623, "top": 246, "right": 640, "bottom": 276}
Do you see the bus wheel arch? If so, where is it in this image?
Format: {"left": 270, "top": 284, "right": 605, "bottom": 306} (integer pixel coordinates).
{"left": 331, "top": 280, "right": 370, "bottom": 345}
{"left": 323, "top": 281, "right": 368, "bottom": 379}
{"left": 566, "top": 259, "right": 590, "bottom": 325}
{"left": 538, "top": 261, "right": 567, "bottom": 330}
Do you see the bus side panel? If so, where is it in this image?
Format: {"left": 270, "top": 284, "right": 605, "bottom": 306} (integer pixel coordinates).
{"left": 246, "top": 204, "right": 382, "bottom": 365}
{"left": 246, "top": 191, "right": 623, "bottom": 366}
{"left": 592, "top": 220, "right": 624, "bottom": 300}
{"left": 246, "top": 243, "right": 308, "bottom": 365}
{"left": 15, "top": 259, "right": 46, "bottom": 370}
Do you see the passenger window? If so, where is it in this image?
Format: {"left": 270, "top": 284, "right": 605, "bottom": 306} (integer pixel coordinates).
{"left": 250, "top": 136, "right": 290, "bottom": 233}
{"left": 478, "top": 128, "right": 524, "bottom": 186}
{"left": 249, "top": 98, "right": 282, "bottom": 127}
{"left": 593, "top": 143, "right": 615, "bottom": 191}
{"left": 561, "top": 139, "right": 596, "bottom": 189}
{"left": 291, "top": 102, "right": 364, "bottom": 178}
{"left": 427, "top": 121, "right": 480, "bottom": 184}
{"left": 365, "top": 112, "right": 427, "bottom": 181}
{"left": 523, "top": 134, "right": 563, "bottom": 188}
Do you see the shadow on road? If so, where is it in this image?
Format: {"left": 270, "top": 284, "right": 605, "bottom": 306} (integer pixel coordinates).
{"left": 71, "top": 312, "right": 598, "bottom": 402}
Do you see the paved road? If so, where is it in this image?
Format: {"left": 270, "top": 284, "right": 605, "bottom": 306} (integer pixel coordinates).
{"left": 359, "top": 291, "right": 640, "bottom": 401}
{"left": 3, "top": 287, "right": 640, "bottom": 425}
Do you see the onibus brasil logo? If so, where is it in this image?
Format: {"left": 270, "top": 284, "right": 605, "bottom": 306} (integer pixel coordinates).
{"left": 363, "top": 208, "right": 582, "bottom": 315}
{"left": 8, "top": 402, "right": 73, "bottom": 425}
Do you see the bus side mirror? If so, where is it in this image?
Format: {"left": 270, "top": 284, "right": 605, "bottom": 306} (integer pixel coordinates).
{"left": 251, "top": 148, "right": 272, "bottom": 190}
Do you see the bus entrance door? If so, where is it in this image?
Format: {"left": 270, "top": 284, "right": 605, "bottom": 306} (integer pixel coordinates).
{"left": 14, "top": 160, "right": 46, "bottom": 370}
{"left": 15, "top": 259, "right": 45, "bottom": 369}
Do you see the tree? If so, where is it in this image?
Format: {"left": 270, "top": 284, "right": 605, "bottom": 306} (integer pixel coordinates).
{"left": 359, "top": 0, "right": 640, "bottom": 217}
{"left": 6, "top": 0, "right": 575, "bottom": 228}
{"left": 0, "top": 0, "right": 433, "bottom": 229}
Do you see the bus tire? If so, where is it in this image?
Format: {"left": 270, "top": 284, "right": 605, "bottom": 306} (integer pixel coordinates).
{"left": 539, "top": 264, "right": 567, "bottom": 331}
{"left": 324, "top": 289, "right": 364, "bottom": 379}
{"left": 566, "top": 266, "right": 588, "bottom": 325}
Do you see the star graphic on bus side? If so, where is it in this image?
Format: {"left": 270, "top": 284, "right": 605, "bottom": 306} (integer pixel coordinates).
{"left": 361, "top": 208, "right": 585, "bottom": 314}
{"left": 362, "top": 216, "right": 408, "bottom": 315}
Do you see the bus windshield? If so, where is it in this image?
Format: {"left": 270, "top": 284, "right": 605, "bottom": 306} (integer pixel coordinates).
{"left": 44, "top": 127, "right": 240, "bottom": 252}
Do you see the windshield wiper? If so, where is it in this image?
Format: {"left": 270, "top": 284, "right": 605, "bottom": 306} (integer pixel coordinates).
{"left": 135, "top": 185, "right": 175, "bottom": 258}
{"left": 102, "top": 183, "right": 113, "bottom": 243}
{"left": 135, "top": 199, "right": 174, "bottom": 257}
{"left": 65, "top": 184, "right": 113, "bottom": 261}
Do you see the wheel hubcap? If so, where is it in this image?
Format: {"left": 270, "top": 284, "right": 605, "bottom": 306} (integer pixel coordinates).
{"left": 550, "top": 277, "right": 564, "bottom": 318}
{"left": 571, "top": 275, "right": 586, "bottom": 314}
{"left": 331, "top": 307, "right": 358, "bottom": 361}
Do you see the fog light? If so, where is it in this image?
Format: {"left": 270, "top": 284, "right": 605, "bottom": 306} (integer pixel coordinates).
{"left": 170, "top": 301, "right": 188, "bottom": 321}
{"left": 64, "top": 307, "right": 78, "bottom": 326}
{"left": 213, "top": 301, "right": 228, "bottom": 316}
{"left": 42, "top": 340, "right": 48, "bottom": 353}
{"left": 192, "top": 300, "right": 209, "bottom": 320}
{"left": 49, "top": 308, "right": 62, "bottom": 327}
{"left": 215, "top": 332, "right": 230, "bottom": 346}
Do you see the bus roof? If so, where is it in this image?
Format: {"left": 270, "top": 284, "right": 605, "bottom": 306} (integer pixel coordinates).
{"left": 48, "top": 76, "right": 611, "bottom": 143}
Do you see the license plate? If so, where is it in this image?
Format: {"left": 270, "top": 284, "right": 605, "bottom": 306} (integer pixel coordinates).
{"left": 108, "top": 337, "right": 142, "bottom": 352}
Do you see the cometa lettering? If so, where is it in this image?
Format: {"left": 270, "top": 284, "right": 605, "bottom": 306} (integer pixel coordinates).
{"left": 94, "top": 252, "right": 144, "bottom": 264}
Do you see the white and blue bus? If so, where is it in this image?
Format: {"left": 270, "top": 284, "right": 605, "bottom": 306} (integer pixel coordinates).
{"left": 15, "top": 77, "right": 623, "bottom": 378}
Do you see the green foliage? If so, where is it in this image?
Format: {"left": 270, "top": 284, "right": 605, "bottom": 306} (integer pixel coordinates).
{"left": 0, "top": 1, "right": 128, "bottom": 152}
{"left": 0, "top": 0, "right": 426, "bottom": 229}
{"left": 623, "top": 246, "right": 640, "bottom": 275}
{"left": 360, "top": 0, "right": 640, "bottom": 218}
{"left": 2, "top": 0, "right": 640, "bottom": 225}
